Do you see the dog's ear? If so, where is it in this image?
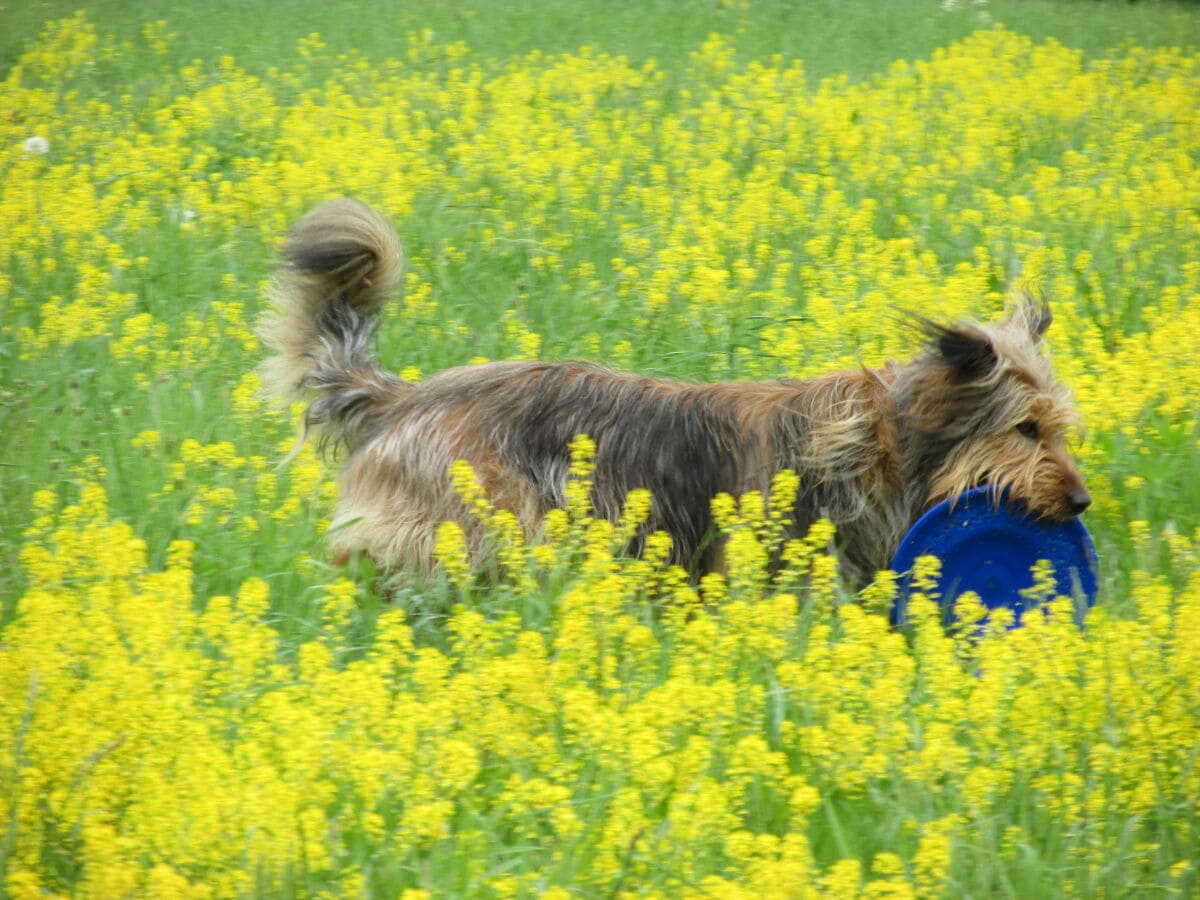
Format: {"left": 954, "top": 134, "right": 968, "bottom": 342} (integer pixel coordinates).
{"left": 919, "top": 318, "right": 997, "bottom": 380}
{"left": 1011, "top": 287, "right": 1052, "bottom": 340}
{"left": 935, "top": 325, "right": 997, "bottom": 379}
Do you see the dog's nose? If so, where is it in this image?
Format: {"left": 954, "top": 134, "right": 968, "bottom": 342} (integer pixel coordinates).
{"left": 1066, "top": 487, "right": 1092, "bottom": 515}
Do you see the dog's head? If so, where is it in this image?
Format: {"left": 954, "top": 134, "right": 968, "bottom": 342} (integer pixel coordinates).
{"left": 903, "top": 294, "right": 1091, "bottom": 521}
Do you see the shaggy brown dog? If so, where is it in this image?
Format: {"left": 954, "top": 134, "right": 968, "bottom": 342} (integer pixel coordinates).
{"left": 260, "top": 199, "right": 1090, "bottom": 586}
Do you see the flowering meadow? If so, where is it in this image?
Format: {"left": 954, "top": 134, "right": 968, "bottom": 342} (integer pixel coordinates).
{"left": 2, "top": 9, "right": 1200, "bottom": 898}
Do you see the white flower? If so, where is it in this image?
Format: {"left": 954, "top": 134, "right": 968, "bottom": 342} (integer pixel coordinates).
{"left": 22, "top": 136, "right": 50, "bottom": 155}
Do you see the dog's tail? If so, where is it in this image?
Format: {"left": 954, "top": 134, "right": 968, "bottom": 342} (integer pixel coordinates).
{"left": 259, "top": 198, "right": 407, "bottom": 454}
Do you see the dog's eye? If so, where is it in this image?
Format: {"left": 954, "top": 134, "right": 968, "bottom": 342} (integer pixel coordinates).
{"left": 1015, "top": 420, "right": 1040, "bottom": 441}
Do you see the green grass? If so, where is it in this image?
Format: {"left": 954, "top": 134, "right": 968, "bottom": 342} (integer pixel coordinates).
{"left": 4, "top": 0, "right": 1198, "bottom": 86}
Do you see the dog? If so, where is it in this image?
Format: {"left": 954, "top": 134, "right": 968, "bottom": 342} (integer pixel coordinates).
{"left": 259, "top": 199, "right": 1090, "bottom": 587}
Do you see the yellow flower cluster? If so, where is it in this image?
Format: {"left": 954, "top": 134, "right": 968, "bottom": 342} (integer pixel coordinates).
{"left": 3, "top": 11, "right": 1199, "bottom": 897}
{"left": 4, "top": 453, "right": 1198, "bottom": 895}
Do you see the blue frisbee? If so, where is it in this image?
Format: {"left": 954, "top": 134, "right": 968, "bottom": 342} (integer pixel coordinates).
{"left": 890, "top": 486, "right": 1099, "bottom": 627}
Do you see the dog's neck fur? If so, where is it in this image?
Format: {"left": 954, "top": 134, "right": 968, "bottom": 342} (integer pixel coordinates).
{"left": 783, "top": 357, "right": 965, "bottom": 583}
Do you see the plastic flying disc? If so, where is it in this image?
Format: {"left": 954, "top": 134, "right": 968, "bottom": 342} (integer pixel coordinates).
{"left": 890, "top": 486, "right": 1099, "bottom": 627}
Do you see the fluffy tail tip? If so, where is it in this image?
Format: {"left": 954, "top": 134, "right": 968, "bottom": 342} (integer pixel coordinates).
{"left": 258, "top": 199, "right": 404, "bottom": 409}
{"left": 282, "top": 198, "right": 404, "bottom": 313}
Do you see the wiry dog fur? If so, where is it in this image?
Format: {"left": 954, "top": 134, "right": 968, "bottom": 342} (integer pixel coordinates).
{"left": 260, "top": 199, "right": 1091, "bottom": 587}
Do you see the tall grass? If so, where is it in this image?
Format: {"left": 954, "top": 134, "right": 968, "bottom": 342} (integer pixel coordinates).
{"left": 3, "top": 0, "right": 1198, "bottom": 86}
{"left": 1, "top": 4, "right": 1198, "bottom": 897}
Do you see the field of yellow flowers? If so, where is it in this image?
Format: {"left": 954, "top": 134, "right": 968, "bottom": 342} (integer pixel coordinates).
{"left": 2, "top": 9, "right": 1199, "bottom": 898}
